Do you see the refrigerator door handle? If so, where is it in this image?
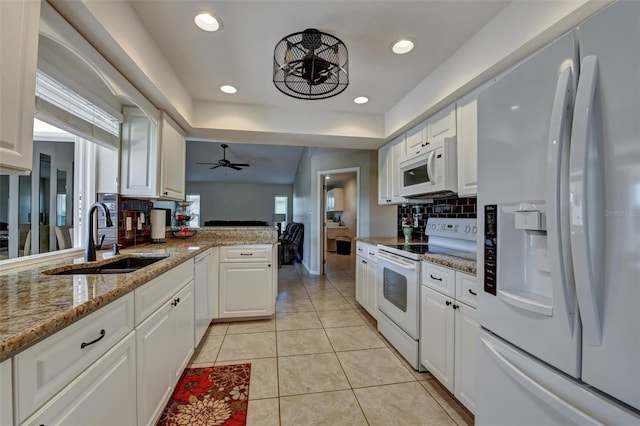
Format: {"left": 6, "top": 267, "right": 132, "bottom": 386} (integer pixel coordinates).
{"left": 569, "top": 55, "right": 604, "bottom": 346}
{"left": 546, "top": 66, "right": 577, "bottom": 333}
{"left": 480, "top": 336, "right": 599, "bottom": 424}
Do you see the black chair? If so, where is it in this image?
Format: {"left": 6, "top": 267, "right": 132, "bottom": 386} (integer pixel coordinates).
{"left": 279, "top": 223, "right": 304, "bottom": 264}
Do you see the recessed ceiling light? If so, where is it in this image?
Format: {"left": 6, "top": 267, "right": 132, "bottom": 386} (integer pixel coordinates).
{"left": 354, "top": 96, "right": 369, "bottom": 105}
{"left": 391, "top": 38, "right": 414, "bottom": 55}
{"left": 220, "top": 85, "right": 237, "bottom": 94}
{"left": 325, "top": 176, "right": 330, "bottom": 180}
{"left": 194, "top": 12, "right": 221, "bottom": 32}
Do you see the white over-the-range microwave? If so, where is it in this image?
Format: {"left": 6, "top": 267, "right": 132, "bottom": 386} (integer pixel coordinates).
{"left": 399, "top": 136, "right": 458, "bottom": 198}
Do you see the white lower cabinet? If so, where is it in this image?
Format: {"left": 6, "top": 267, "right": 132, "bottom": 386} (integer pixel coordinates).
{"left": 1, "top": 358, "right": 12, "bottom": 426}
{"left": 136, "top": 298, "right": 172, "bottom": 426}
{"left": 420, "top": 287, "right": 455, "bottom": 390}
{"left": 218, "top": 245, "right": 275, "bottom": 318}
{"left": 194, "top": 248, "right": 213, "bottom": 346}
{"left": 24, "top": 332, "right": 137, "bottom": 426}
{"left": 355, "top": 242, "right": 378, "bottom": 318}
{"left": 420, "top": 265, "right": 478, "bottom": 414}
{"left": 453, "top": 301, "right": 478, "bottom": 412}
{"left": 135, "top": 261, "right": 194, "bottom": 426}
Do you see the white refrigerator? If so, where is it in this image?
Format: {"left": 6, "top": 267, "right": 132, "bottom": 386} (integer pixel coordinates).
{"left": 476, "top": 1, "right": 640, "bottom": 424}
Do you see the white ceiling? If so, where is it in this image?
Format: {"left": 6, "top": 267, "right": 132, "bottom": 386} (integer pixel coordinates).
{"left": 48, "top": 0, "right": 512, "bottom": 184}
{"left": 129, "top": 0, "right": 507, "bottom": 115}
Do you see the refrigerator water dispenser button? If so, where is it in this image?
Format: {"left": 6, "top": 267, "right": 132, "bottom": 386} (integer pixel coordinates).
{"left": 514, "top": 210, "right": 543, "bottom": 231}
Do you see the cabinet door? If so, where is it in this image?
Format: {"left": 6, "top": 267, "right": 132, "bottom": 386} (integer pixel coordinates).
{"left": 26, "top": 332, "right": 137, "bottom": 426}
{"left": 219, "top": 262, "right": 274, "bottom": 318}
{"left": 365, "top": 260, "right": 378, "bottom": 319}
{"left": 0, "top": 358, "right": 11, "bottom": 426}
{"left": 456, "top": 96, "right": 478, "bottom": 196}
{"left": 390, "top": 139, "right": 406, "bottom": 202}
{"left": 194, "top": 251, "right": 211, "bottom": 346}
{"left": 159, "top": 113, "right": 186, "bottom": 200}
{"left": 96, "top": 144, "right": 120, "bottom": 193}
{"left": 454, "top": 303, "right": 479, "bottom": 414}
{"left": 171, "top": 281, "right": 195, "bottom": 384}
{"left": 0, "top": 0, "right": 40, "bottom": 174}
{"left": 120, "top": 106, "right": 159, "bottom": 197}
{"left": 420, "top": 286, "right": 455, "bottom": 392}
{"left": 355, "top": 256, "right": 367, "bottom": 306}
{"left": 136, "top": 301, "right": 172, "bottom": 426}
{"left": 405, "top": 121, "right": 427, "bottom": 152}
{"left": 427, "top": 103, "right": 456, "bottom": 142}
{"left": 377, "top": 142, "right": 393, "bottom": 204}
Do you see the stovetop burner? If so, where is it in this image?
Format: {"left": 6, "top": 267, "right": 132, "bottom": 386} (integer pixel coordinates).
{"left": 390, "top": 243, "right": 475, "bottom": 258}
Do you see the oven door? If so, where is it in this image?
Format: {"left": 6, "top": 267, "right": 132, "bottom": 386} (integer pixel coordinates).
{"left": 376, "top": 249, "right": 420, "bottom": 339}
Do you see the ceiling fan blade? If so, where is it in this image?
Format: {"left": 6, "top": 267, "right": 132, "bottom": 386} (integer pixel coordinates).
{"left": 230, "top": 163, "right": 250, "bottom": 167}
{"left": 209, "top": 165, "right": 222, "bottom": 169}
{"left": 227, "top": 165, "right": 242, "bottom": 171}
{"left": 196, "top": 162, "right": 217, "bottom": 165}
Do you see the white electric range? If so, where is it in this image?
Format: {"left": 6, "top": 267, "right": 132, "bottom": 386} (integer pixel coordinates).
{"left": 376, "top": 218, "right": 477, "bottom": 370}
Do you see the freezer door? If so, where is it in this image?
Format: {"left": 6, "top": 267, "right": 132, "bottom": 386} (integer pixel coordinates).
{"left": 572, "top": 0, "right": 640, "bottom": 410}
{"left": 476, "top": 329, "right": 640, "bottom": 426}
{"left": 477, "top": 31, "right": 581, "bottom": 378}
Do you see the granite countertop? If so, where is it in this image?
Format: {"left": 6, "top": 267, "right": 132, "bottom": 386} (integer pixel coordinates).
{"left": 0, "top": 226, "right": 277, "bottom": 361}
{"left": 356, "top": 236, "right": 477, "bottom": 275}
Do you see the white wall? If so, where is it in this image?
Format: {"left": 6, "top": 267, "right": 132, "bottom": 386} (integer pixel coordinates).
{"left": 293, "top": 147, "right": 396, "bottom": 274}
{"left": 186, "top": 182, "right": 293, "bottom": 226}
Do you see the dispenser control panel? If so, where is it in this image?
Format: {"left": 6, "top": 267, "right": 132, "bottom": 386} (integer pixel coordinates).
{"left": 484, "top": 205, "right": 497, "bottom": 295}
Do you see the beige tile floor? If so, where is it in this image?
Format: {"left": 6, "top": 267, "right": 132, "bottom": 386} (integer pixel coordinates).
{"left": 189, "top": 252, "right": 474, "bottom": 425}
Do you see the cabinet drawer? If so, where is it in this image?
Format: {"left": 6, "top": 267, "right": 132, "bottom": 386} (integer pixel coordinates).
{"left": 366, "top": 245, "right": 378, "bottom": 263}
{"left": 456, "top": 271, "right": 478, "bottom": 308}
{"left": 23, "top": 331, "right": 137, "bottom": 426}
{"left": 14, "top": 293, "right": 134, "bottom": 424}
{"left": 135, "top": 260, "right": 194, "bottom": 325}
{"left": 422, "top": 262, "right": 456, "bottom": 298}
{"left": 356, "top": 241, "right": 367, "bottom": 257}
{"left": 219, "top": 245, "right": 272, "bottom": 262}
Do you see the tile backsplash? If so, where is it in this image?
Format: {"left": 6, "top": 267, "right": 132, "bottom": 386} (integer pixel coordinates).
{"left": 397, "top": 196, "right": 477, "bottom": 239}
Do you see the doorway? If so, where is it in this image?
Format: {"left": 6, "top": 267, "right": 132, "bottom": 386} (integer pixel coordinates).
{"left": 317, "top": 167, "right": 359, "bottom": 275}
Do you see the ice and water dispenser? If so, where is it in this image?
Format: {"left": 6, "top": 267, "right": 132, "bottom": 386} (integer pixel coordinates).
{"left": 484, "top": 202, "right": 554, "bottom": 316}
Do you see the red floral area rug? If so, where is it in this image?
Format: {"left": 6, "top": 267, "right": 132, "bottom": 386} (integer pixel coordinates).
{"left": 157, "top": 363, "right": 251, "bottom": 426}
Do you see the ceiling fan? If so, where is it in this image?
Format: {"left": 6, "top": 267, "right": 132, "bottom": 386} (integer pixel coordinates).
{"left": 196, "top": 144, "right": 250, "bottom": 171}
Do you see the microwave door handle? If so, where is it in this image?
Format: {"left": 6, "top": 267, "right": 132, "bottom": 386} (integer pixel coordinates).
{"left": 426, "top": 150, "right": 436, "bottom": 183}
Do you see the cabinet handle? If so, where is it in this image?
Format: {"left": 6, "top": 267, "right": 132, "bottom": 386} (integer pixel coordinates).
{"left": 81, "top": 329, "right": 106, "bottom": 349}
{"left": 163, "top": 191, "right": 168, "bottom": 196}
{"left": 268, "top": 264, "right": 272, "bottom": 268}
{"left": 362, "top": 260, "right": 367, "bottom": 264}
{"left": 240, "top": 253, "right": 253, "bottom": 256}
{"left": 469, "top": 289, "right": 477, "bottom": 296}
{"left": 445, "top": 300, "right": 452, "bottom": 306}
{"left": 430, "top": 274, "right": 443, "bottom": 281}
{"left": 453, "top": 304, "right": 459, "bottom": 310}
{"left": 172, "top": 297, "right": 181, "bottom": 306}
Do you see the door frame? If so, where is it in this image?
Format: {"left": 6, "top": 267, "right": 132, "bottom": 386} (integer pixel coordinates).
{"left": 316, "top": 167, "right": 360, "bottom": 275}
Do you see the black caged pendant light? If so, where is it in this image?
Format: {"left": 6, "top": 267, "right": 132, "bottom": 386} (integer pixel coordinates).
{"left": 273, "top": 28, "right": 349, "bottom": 100}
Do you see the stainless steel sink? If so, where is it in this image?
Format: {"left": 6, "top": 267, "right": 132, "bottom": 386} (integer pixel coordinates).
{"left": 43, "top": 254, "right": 170, "bottom": 275}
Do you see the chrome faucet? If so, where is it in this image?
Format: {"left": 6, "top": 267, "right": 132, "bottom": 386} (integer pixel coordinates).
{"left": 85, "top": 202, "right": 113, "bottom": 262}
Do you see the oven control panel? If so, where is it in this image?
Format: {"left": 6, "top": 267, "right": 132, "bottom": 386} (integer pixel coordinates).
{"left": 425, "top": 218, "right": 477, "bottom": 241}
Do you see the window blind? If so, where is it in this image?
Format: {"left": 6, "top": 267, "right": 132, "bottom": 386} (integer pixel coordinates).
{"left": 34, "top": 70, "right": 122, "bottom": 149}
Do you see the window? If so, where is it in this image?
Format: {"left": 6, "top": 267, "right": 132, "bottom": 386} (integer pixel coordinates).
{"left": 186, "top": 195, "right": 200, "bottom": 228}
{"left": 274, "top": 196, "right": 288, "bottom": 233}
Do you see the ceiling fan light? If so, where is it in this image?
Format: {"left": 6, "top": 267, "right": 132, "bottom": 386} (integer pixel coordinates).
{"left": 194, "top": 12, "right": 221, "bottom": 32}
{"left": 391, "top": 38, "right": 414, "bottom": 55}
{"left": 273, "top": 28, "right": 349, "bottom": 100}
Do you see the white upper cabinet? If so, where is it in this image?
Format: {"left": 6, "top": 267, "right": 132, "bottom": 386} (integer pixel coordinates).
{"left": 378, "top": 134, "right": 406, "bottom": 204}
{"left": 0, "top": 0, "right": 40, "bottom": 174}
{"left": 159, "top": 113, "right": 186, "bottom": 200}
{"left": 426, "top": 103, "right": 457, "bottom": 142}
{"left": 456, "top": 95, "right": 478, "bottom": 196}
{"left": 405, "top": 121, "right": 427, "bottom": 153}
{"left": 120, "top": 107, "right": 186, "bottom": 201}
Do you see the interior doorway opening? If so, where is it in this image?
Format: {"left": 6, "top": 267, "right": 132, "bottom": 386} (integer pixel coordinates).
{"left": 318, "top": 167, "right": 359, "bottom": 275}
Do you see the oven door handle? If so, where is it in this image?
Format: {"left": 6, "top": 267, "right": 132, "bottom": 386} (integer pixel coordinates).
{"left": 376, "top": 251, "right": 418, "bottom": 270}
